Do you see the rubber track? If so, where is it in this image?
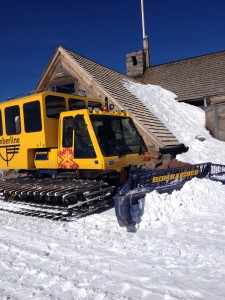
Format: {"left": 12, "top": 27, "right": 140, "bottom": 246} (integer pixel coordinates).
{"left": 0, "top": 177, "right": 115, "bottom": 221}
{"left": 0, "top": 197, "right": 113, "bottom": 221}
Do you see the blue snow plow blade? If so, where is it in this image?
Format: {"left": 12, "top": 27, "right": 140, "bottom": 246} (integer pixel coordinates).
{"left": 114, "top": 163, "right": 225, "bottom": 227}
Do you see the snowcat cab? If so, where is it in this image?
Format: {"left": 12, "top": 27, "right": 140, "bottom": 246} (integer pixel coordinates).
{"left": 0, "top": 91, "right": 149, "bottom": 180}
{"left": 34, "top": 99, "right": 149, "bottom": 184}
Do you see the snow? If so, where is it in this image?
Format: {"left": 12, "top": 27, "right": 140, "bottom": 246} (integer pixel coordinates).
{"left": 1, "top": 81, "right": 225, "bottom": 299}
{"left": 123, "top": 80, "right": 225, "bottom": 164}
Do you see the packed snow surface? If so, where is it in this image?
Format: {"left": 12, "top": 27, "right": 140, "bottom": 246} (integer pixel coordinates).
{"left": 124, "top": 80, "right": 225, "bottom": 164}
{"left": 1, "top": 82, "right": 225, "bottom": 299}
{"left": 1, "top": 178, "right": 225, "bottom": 299}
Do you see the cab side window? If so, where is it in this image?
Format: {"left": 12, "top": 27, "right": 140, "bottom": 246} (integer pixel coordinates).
{"left": 69, "top": 99, "right": 85, "bottom": 110}
{"left": 45, "top": 95, "right": 66, "bottom": 117}
{"left": 74, "top": 115, "right": 96, "bottom": 158}
{"left": 62, "top": 117, "right": 73, "bottom": 148}
{"left": 23, "top": 101, "right": 42, "bottom": 132}
{"left": 0, "top": 110, "right": 2, "bottom": 136}
{"left": 5, "top": 105, "right": 21, "bottom": 135}
{"left": 88, "top": 101, "right": 102, "bottom": 109}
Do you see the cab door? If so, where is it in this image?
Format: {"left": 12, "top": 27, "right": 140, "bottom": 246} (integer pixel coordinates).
{"left": 58, "top": 110, "right": 103, "bottom": 170}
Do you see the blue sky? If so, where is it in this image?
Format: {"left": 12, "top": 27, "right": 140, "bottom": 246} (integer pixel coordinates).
{"left": 1, "top": 0, "right": 225, "bottom": 101}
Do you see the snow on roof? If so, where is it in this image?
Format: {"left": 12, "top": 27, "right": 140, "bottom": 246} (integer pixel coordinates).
{"left": 124, "top": 80, "right": 225, "bottom": 164}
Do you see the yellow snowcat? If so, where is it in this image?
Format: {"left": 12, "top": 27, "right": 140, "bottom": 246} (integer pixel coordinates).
{"left": 0, "top": 91, "right": 150, "bottom": 219}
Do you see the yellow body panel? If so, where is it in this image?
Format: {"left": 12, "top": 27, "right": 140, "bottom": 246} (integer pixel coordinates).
{"left": 0, "top": 92, "right": 103, "bottom": 170}
{"left": 0, "top": 92, "right": 49, "bottom": 169}
{"left": 0, "top": 92, "right": 149, "bottom": 173}
{"left": 34, "top": 149, "right": 59, "bottom": 169}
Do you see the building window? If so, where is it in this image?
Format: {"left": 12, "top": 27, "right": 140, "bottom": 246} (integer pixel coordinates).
{"left": 23, "top": 101, "right": 42, "bottom": 133}
{"left": 132, "top": 56, "right": 137, "bottom": 66}
{"left": 52, "top": 83, "right": 75, "bottom": 94}
{"left": 5, "top": 105, "right": 21, "bottom": 135}
{"left": 45, "top": 95, "right": 66, "bottom": 118}
{"left": 0, "top": 110, "right": 2, "bottom": 136}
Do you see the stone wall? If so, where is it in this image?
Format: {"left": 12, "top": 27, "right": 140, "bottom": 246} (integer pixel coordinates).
{"left": 126, "top": 50, "right": 146, "bottom": 78}
{"left": 206, "top": 102, "right": 225, "bottom": 141}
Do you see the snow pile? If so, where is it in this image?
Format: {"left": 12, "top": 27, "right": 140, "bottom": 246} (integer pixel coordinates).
{"left": 124, "top": 80, "right": 225, "bottom": 164}
{"left": 138, "top": 178, "right": 225, "bottom": 228}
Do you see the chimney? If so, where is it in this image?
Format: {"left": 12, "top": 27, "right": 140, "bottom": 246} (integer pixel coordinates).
{"left": 126, "top": 50, "right": 147, "bottom": 78}
{"left": 126, "top": 0, "right": 150, "bottom": 78}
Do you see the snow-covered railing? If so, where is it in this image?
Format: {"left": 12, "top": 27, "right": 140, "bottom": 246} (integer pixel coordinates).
{"left": 130, "top": 163, "right": 211, "bottom": 191}
{"left": 114, "top": 163, "right": 225, "bottom": 229}
{"left": 209, "top": 164, "right": 225, "bottom": 177}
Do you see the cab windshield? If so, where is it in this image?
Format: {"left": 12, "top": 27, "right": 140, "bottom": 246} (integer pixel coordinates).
{"left": 90, "top": 115, "right": 147, "bottom": 157}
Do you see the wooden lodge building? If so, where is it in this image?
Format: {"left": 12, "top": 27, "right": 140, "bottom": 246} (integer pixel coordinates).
{"left": 34, "top": 46, "right": 225, "bottom": 159}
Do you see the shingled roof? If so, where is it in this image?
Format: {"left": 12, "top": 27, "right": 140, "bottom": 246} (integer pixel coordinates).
{"left": 141, "top": 51, "right": 225, "bottom": 101}
{"left": 35, "top": 46, "right": 182, "bottom": 150}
